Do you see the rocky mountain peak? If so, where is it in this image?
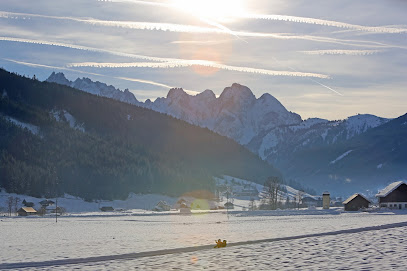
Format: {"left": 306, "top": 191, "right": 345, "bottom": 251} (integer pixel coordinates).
{"left": 46, "top": 72, "right": 71, "bottom": 86}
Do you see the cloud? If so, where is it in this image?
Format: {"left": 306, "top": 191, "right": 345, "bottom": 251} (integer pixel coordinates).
{"left": 1, "top": 11, "right": 404, "bottom": 49}
{"left": 240, "top": 14, "right": 407, "bottom": 34}
{"left": 68, "top": 60, "right": 330, "bottom": 79}
{"left": 300, "top": 50, "right": 384, "bottom": 56}
{"left": 1, "top": 58, "right": 179, "bottom": 91}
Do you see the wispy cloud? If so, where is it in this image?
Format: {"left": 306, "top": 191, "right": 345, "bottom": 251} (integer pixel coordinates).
{"left": 97, "top": 1, "right": 407, "bottom": 34}
{"left": 68, "top": 60, "right": 330, "bottom": 79}
{"left": 0, "top": 36, "right": 329, "bottom": 79}
{"left": 240, "top": 14, "right": 407, "bottom": 34}
{"left": 1, "top": 58, "right": 179, "bottom": 91}
{"left": 1, "top": 11, "right": 404, "bottom": 49}
{"left": 300, "top": 49, "right": 383, "bottom": 56}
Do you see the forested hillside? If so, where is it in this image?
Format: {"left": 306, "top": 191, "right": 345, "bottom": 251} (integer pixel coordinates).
{"left": 0, "top": 69, "right": 280, "bottom": 200}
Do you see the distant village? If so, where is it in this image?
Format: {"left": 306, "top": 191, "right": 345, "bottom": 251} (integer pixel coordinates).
{"left": 1, "top": 180, "right": 407, "bottom": 216}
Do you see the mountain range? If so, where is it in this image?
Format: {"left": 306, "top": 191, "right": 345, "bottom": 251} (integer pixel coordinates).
{"left": 0, "top": 69, "right": 280, "bottom": 200}
{"left": 46, "top": 73, "right": 407, "bottom": 195}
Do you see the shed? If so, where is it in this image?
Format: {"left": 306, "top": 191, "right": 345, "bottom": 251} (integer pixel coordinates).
{"left": 376, "top": 181, "right": 407, "bottom": 209}
{"left": 17, "top": 207, "right": 37, "bottom": 216}
{"left": 343, "top": 194, "right": 371, "bottom": 211}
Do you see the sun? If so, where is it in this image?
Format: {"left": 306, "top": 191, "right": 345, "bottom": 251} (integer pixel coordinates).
{"left": 171, "top": 0, "right": 247, "bottom": 22}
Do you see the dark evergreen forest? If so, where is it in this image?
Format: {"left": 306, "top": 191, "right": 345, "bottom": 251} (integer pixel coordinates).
{"left": 0, "top": 68, "right": 280, "bottom": 200}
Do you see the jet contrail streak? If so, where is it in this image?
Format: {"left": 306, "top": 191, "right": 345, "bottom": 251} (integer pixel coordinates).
{"left": 1, "top": 11, "right": 404, "bottom": 49}
{"left": 301, "top": 49, "right": 383, "bottom": 56}
{"left": 1, "top": 58, "right": 178, "bottom": 90}
{"left": 241, "top": 14, "right": 407, "bottom": 34}
{"left": 68, "top": 60, "right": 330, "bottom": 79}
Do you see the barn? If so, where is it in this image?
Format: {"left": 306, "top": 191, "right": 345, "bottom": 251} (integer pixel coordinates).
{"left": 343, "top": 194, "right": 371, "bottom": 211}
{"left": 376, "top": 181, "right": 407, "bottom": 209}
{"left": 17, "top": 207, "right": 37, "bottom": 216}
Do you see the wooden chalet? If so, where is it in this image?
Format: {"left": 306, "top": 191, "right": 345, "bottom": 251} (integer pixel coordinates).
{"left": 343, "top": 194, "right": 371, "bottom": 211}
{"left": 376, "top": 181, "right": 407, "bottom": 209}
{"left": 17, "top": 207, "right": 37, "bottom": 216}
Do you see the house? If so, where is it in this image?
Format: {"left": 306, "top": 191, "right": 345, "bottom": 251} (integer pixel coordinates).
{"left": 22, "top": 199, "right": 35, "bottom": 207}
{"left": 100, "top": 206, "right": 114, "bottom": 212}
{"left": 224, "top": 202, "right": 234, "bottom": 209}
{"left": 39, "top": 200, "right": 55, "bottom": 207}
{"left": 153, "top": 201, "right": 171, "bottom": 212}
{"left": 343, "top": 194, "right": 371, "bottom": 211}
{"left": 376, "top": 181, "right": 407, "bottom": 209}
{"left": 17, "top": 207, "right": 37, "bottom": 216}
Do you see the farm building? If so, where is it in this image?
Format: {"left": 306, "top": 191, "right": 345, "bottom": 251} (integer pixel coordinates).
{"left": 343, "top": 194, "right": 371, "bottom": 211}
{"left": 376, "top": 181, "right": 407, "bottom": 209}
{"left": 17, "top": 207, "right": 37, "bottom": 216}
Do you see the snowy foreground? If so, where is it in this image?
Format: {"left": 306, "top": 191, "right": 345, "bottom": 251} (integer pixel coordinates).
{"left": 1, "top": 209, "right": 407, "bottom": 270}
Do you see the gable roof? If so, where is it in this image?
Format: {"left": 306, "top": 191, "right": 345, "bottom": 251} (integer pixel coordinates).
{"left": 343, "top": 193, "right": 371, "bottom": 205}
{"left": 376, "top": 181, "right": 406, "bottom": 197}
{"left": 19, "top": 207, "right": 37, "bottom": 213}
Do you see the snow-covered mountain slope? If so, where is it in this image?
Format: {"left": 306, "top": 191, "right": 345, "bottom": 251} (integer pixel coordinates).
{"left": 46, "top": 72, "right": 141, "bottom": 106}
{"left": 146, "top": 83, "right": 302, "bottom": 145}
{"left": 251, "top": 113, "right": 390, "bottom": 161}
{"left": 44, "top": 73, "right": 405, "bottom": 195}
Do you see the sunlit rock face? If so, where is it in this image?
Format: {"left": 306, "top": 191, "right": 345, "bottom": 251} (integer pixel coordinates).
{"left": 146, "top": 83, "right": 302, "bottom": 145}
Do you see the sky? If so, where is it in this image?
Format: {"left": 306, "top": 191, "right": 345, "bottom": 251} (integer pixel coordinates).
{"left": 0, "top": 0, "right": 406, "bottom": 120}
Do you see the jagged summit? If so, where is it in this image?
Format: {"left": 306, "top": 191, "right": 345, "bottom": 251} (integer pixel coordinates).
{"left": 47, "top": 72, "right": 70, "bottom": 85}
{"left": 167, "top": 88, "right": 187, "bottom": 100}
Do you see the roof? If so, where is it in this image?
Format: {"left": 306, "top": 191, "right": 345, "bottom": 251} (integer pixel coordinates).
{"left": 19, "top": 207, "right": 37, "bottom": 213}
{"left": 343, "top": 193, "right": 371, "bottom": 205}
{"left": 376, "top": 181, "right": 406, "bottom": 197}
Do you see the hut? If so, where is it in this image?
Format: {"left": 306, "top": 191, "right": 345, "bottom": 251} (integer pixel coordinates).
{"left": 17, "top": 207, "right": 37, "bottom": 216}
{"left": 343, "top": 194, "right": 371, "bottom": 211}
{"left": 376, "top": 181, "right": 407, "bottom": 209}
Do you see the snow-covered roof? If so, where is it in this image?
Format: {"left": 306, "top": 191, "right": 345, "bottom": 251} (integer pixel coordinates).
{"left": 342, "top": 193, "right": 370, "bottom": 205}
{"left": 19, "top": 207, "right": 37, "bottom": 213}
{"left": 376, "top": 181, "right": 406, "bottom": 197}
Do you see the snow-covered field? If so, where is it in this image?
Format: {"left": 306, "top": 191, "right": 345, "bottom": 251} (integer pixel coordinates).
{"left": 1, "top": 209, "right": 407, "bottom": 270}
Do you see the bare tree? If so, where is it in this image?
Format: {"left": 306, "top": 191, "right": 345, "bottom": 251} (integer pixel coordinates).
{"left": 296, "top": 190, "right": 305, "bottom": 210}
{"left": 13, "top": 197, "right": 21, "bottom": 215}
{"left": 263, "top": 177, "right": 282, "bottom": 210}
{"left": 7, "top": 196, "right": 14, "bottom": 216}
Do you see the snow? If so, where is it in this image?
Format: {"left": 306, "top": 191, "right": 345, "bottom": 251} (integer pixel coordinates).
{"left": 4, "top": 116, "right": 40, "bottom": 135}
{"left": 289, "top": 118, "right": 328, "bottom": 132}
{"left": 330, "top": 150, "right": 353, "bottom": 164}
{"left": 376, "top": 181, "right": 406, "bottom": 197}
{"left": 2, "top": 209, "right": 407, "bottom": 270}
{"left": 0, "top": 190, "right": 177, "bottom": 214}
{"left": 51, "top": 110, "right": 85, "bottom": 132}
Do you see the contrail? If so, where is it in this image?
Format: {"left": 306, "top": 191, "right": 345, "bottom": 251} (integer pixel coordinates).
{"left": 118, "top": 77, "right": 199, "bottom": 95}
{"left": 68, "top": 60, "right": 330, "bottom": 79}
{"left": 270, "top": 56, "right": 342, "bottom": 96}
{"left": 301, "top": 49, "right": 383, "bottom": 56}
{"left": 1, "top": 58, "right": 180, "bottom": 91}
{"left": 1, "top": 11, "right": 404, "bottom": 49}
{"left": 98, "top": 0, "right": 407, "bottom": 34}
{"left": 0, "top": 36, "right": 329, "bottom": 79}
{"left": 236, "top": 14, "right": 407, "bottom": 34}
